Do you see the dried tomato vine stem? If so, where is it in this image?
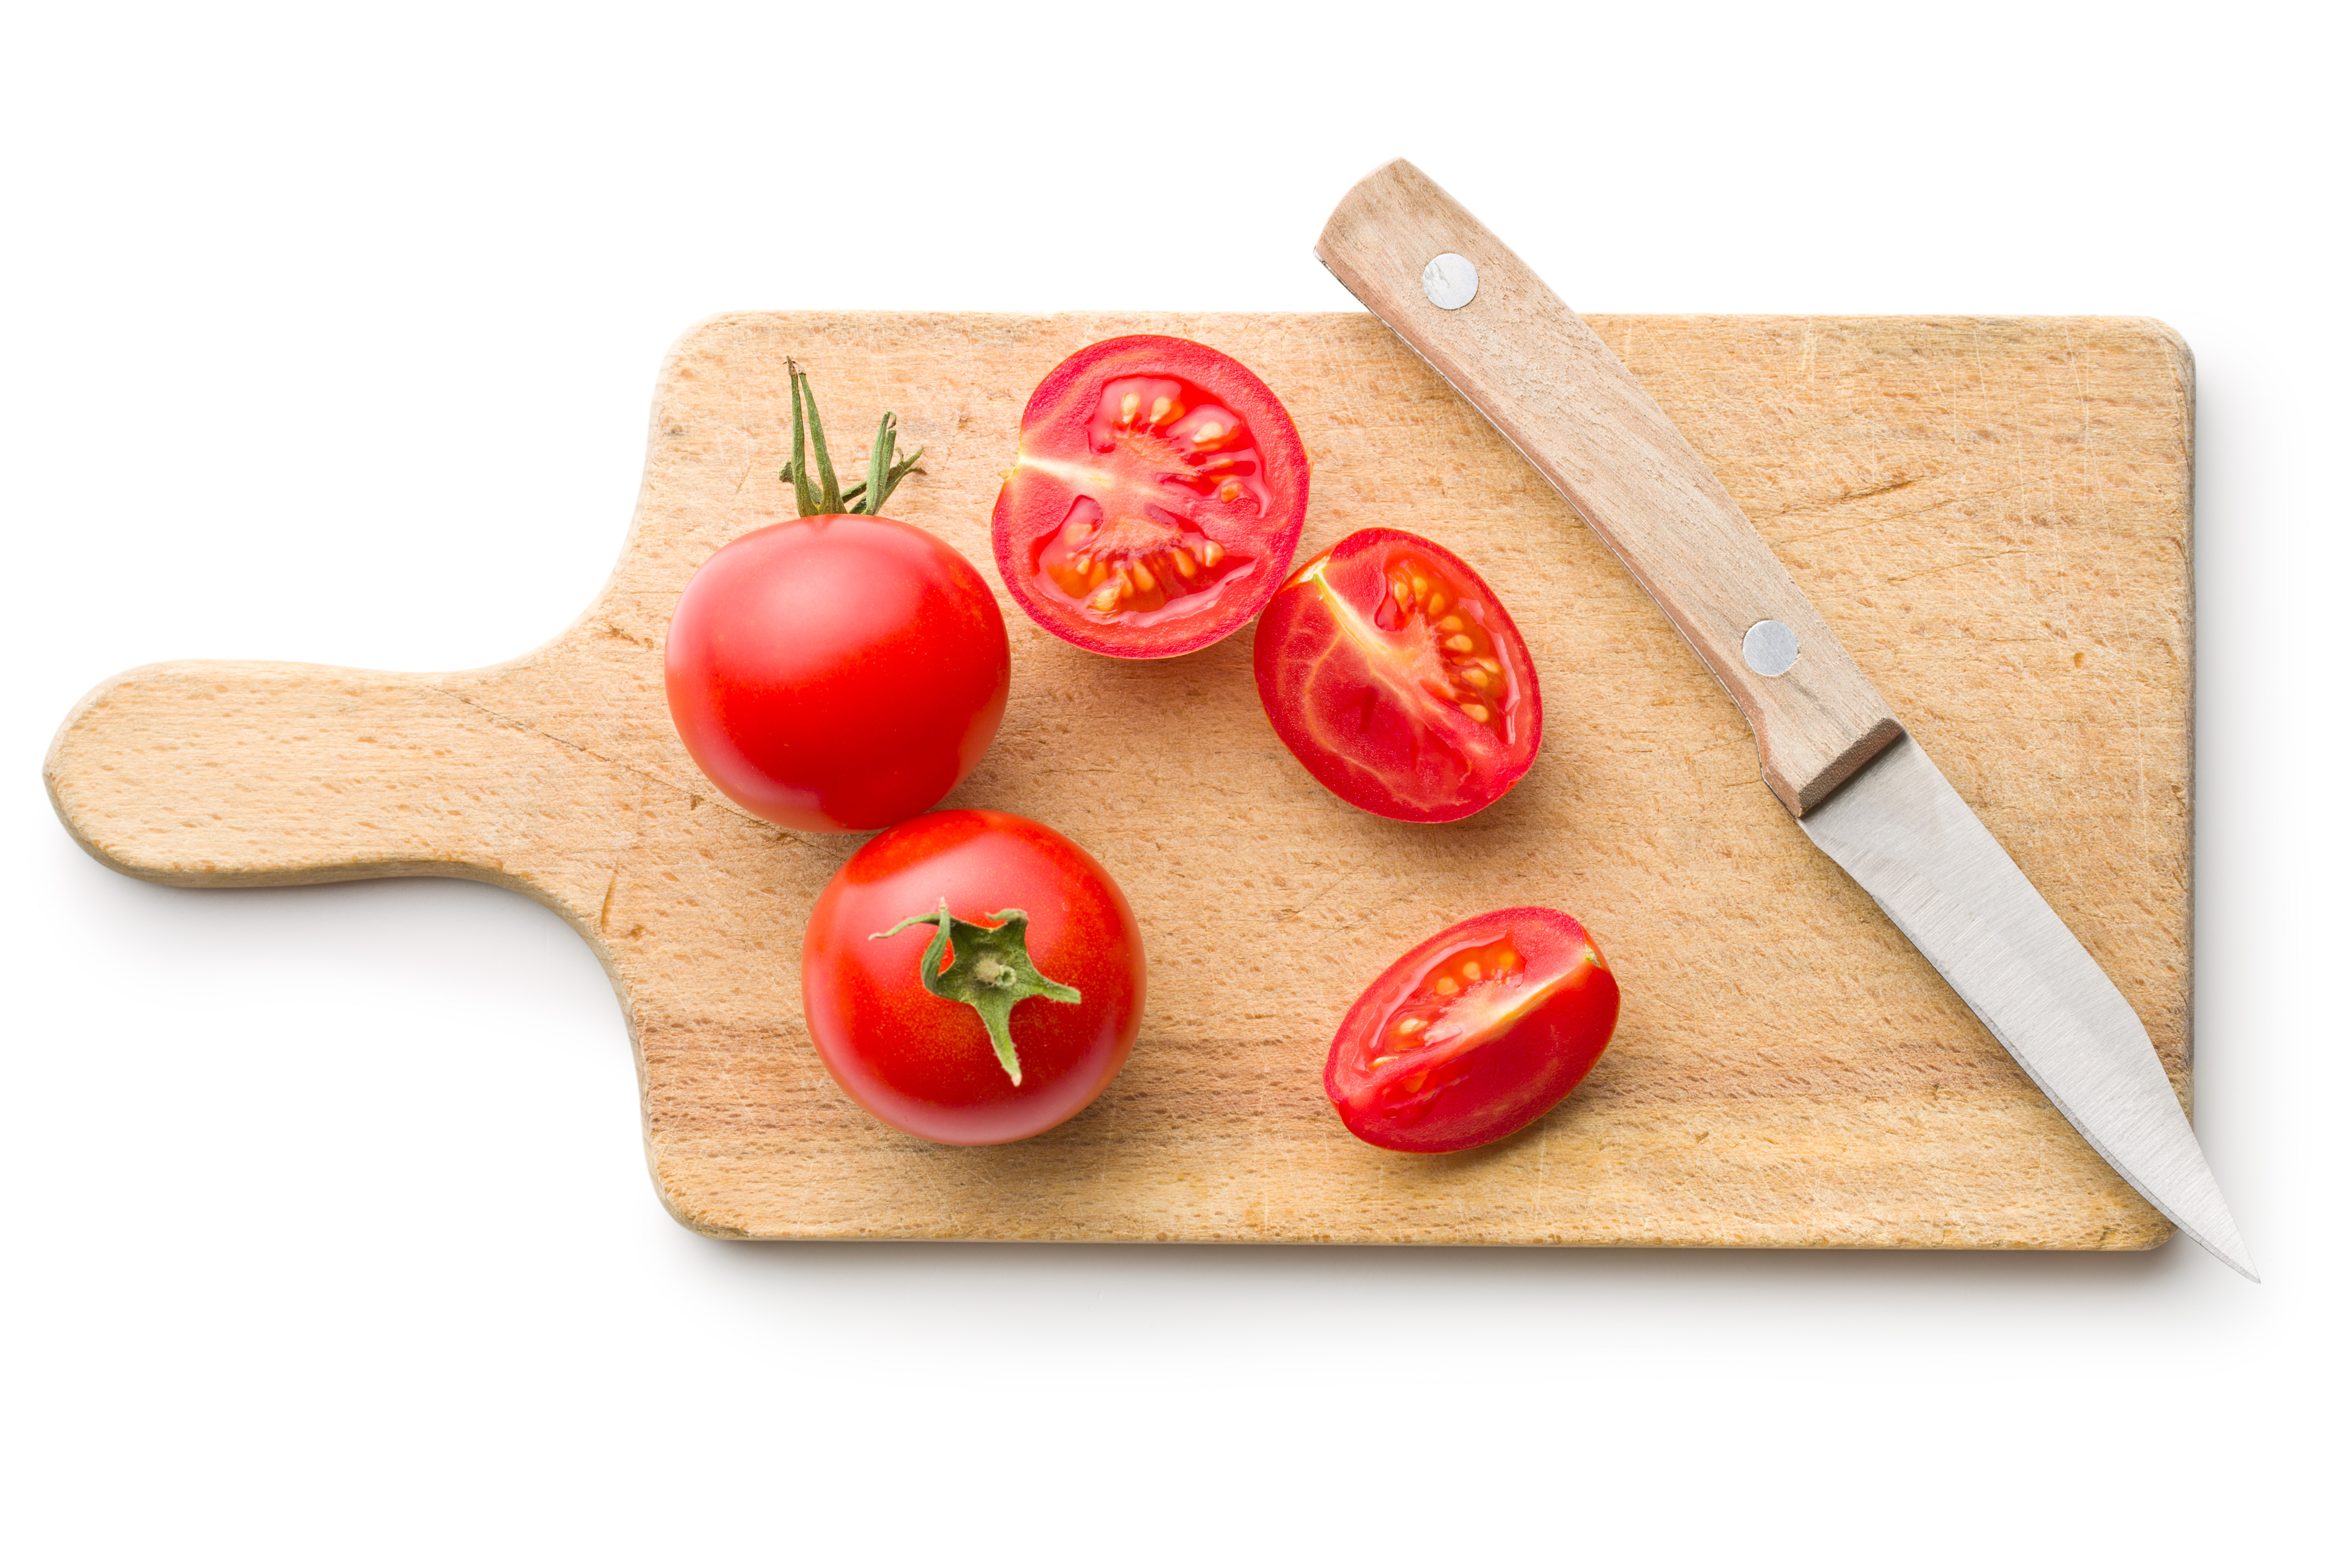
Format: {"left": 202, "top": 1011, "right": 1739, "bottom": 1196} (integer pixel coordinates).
{"left": 778, "top": 358, "right": 925, "bottom": 517}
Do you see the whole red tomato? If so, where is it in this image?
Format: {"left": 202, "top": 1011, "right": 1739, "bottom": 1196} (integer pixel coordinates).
{"left": 665, "top": 513, "right": 1011, "bottom": 832}
{"left": 1254, "top": 528, "right": 1541, "bottom": 822}
{"left": 992, "top": 335, "right": 1310, "bottom": 659}
{"left": 1325, "top": 907, "right": 1618, "bottom": 1154}
{"left": 802, "top": 810, "right": 1146, "bottom": 1146}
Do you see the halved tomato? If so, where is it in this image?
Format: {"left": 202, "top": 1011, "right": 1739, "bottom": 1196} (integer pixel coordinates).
{"left": 1253, "top": 528, "right": 1541, "bottom": 821}
{"left": 1325, "top": 907, "right": 1619, "bottom": 1154}
{"left": 992, "top": 335, "right": 1310, "bottom": 659}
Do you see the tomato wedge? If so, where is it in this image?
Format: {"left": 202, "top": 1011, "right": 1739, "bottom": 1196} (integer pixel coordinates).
{"left": 992, "top": 335, "right": 1310, "bottom": 658}
{"left": 1253, "top": 528, "right": 1541, "bottom": 821}
{"left": 1324, "top": 907, "right": 1619, "bottom": 1154}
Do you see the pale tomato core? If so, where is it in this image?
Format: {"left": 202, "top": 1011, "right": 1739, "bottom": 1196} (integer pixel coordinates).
{"left": 1364, "top": 936, "right": 1546, "bottom": 1125}
{"left": 1301, "top": 545, "right": 1525, "bottom": 752}
{"left": 1020, "top": 372, "right": 1270, "bottom": 629}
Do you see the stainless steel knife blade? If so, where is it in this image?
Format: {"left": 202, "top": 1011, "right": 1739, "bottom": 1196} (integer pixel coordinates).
{"left": 1315, "top": 158, "right": 2254, "bottom": 1277}
{"left": 1802, "top": 736, "right": 2254, "bottom": 1277}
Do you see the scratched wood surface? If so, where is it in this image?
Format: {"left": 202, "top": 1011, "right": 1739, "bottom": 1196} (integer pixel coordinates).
{"left": 45, "top": 311, "right": 2193, "bottom": 1248}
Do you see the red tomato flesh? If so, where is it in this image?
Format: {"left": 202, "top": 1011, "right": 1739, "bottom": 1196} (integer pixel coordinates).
{"left": 802, "top": 810, "right": 1146, "bottom": 1146}
{"left": 1254, "top": 528, "right": 1541, "bottom": 822}
{"left": 1325, "top": 907, "right": 1618, "bottom": 1154}
{"left": 992, "top": 335, "right": 1310, "bottom": 659}
{"left": 664, "top": 514, "right": 1010, "bottom": 833}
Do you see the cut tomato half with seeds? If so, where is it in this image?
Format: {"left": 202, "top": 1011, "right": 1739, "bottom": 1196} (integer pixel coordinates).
{"left": 992, "top": 335, "right": 1310, "bottom": 658}
{"left": 1325, "top": 907, "right": 1619, "bottom": 1154}
{"left": 1254, "top": 527, "right": 1541, "bottom": 821}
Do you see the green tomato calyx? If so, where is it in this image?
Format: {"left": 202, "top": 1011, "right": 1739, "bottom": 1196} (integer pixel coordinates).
{"left": 870, "top": 901, "right": 1081, "bottom": 1086}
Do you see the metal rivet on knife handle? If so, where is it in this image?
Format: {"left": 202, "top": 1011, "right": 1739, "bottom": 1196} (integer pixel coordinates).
{"left": 1421, "top": 253, "right": 1479, "bottom": 309}
{"left": 1743, "top": 620, "right": 1800, "bottom": 677}
{"left": 1315, "top": 159, "right": 1902, "bottom": 816}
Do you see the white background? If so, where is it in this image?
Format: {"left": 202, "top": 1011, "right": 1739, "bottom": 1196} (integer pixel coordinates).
{"left": 5, "top": 2, "right": 2345, "bottom": 1562}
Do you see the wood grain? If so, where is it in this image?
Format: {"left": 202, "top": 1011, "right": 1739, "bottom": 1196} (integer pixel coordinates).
{"left": 44, "top": 309, "right": 2194, "bottom": 1250}
{"left": 1319, "top": 160, "right": 1904, "bottom": 814}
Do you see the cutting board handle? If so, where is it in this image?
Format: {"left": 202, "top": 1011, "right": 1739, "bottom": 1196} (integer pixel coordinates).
{"left": 46, "top": 660, "right": 549, "bottom": 889}
{"left": 1315, "top": 159, "right": 1901, "bottom": 815}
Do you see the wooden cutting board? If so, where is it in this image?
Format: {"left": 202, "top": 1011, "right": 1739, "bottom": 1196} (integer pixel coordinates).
{"left": 44, "top": 310, "right": 2193, "bottom": 1250}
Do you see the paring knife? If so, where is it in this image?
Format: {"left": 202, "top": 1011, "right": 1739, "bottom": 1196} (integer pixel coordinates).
{"left": 1316, "top": 159, "right": 2255, "bottom": 1278}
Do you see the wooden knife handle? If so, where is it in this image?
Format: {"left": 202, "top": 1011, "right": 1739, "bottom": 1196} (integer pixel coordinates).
{"left": 1315, "top": 159, "right": 1901, "bottom": 816}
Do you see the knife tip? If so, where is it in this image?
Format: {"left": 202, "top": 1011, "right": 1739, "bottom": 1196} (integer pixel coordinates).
{"left": 2183, "top": 1224, "right": 2261, "bottom": 1283}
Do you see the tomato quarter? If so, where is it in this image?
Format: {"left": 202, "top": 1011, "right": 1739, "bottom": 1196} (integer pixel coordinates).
{"left": 665, "top": 366, "right": 1011, "bottom": 833}
{"left": 1325, "top": 907, "right": 1618, "bottom": 1154}
{"left": 992, "top": 335, "right": 1310, "bottom": 659}
{"left": 1254, "top": 528, "right": 1541, "bottom": 821}
{"left": 802, "top": 810, "right": 1146, "bottom": 1146}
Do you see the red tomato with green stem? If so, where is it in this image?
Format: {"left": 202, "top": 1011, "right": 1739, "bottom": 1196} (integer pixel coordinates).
{"left": 1325, "top": 907, "right": 1618, "bottom": 1154}
{"left": 1254, "top": 528, "right": 1541, "bottom": 822}
{"left": 802, "top": 810, "right": 1146, "bottom": 1146}
{"left": 665, "top": 363, "right": 1010, "bottom": 832}
{"left": 992, "top": 335, "right": 1310, "bottom": 659}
